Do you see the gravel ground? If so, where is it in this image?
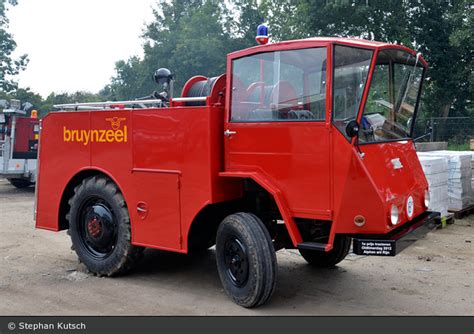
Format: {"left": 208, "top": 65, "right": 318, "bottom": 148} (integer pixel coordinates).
{"left": 0, "top": 179, "right": 472, "bottom": 315}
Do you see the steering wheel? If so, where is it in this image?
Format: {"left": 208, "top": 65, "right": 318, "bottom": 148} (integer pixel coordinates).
{"left": 246, "top": 82, "right": 266, "bottom": 104}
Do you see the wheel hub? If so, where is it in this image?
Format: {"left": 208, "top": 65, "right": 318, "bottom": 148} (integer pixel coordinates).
{"left": 79, "top": 200, "right": 118, "bottom": 259}
{"left": 231, "top": 255, "right": 241, "bottom": 266}
{"left": 224, "top": 238, "right": 249, "bottom": 287}
{"left": 87, "top": 218, "right": 102, "bottom": 238}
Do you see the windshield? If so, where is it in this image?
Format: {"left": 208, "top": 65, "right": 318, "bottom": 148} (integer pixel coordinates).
{"left": 359, "top": 49, "right": 424, "bottom": 143}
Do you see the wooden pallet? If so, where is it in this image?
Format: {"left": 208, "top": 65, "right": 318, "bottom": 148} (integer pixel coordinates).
{"left": 434, "top": 213, "right": 455, "bottom": 229}
{"left": 448, "top": 205, "right": 474, "bottom": 220}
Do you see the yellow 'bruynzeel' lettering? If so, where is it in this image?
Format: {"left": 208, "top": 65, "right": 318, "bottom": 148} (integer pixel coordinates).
{"left": 63, "top": 125, "right": 128, "bottom": 145}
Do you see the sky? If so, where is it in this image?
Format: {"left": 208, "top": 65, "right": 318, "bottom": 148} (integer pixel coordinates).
{"left": 8, "top": 0, "right": 157, "bottom": 97}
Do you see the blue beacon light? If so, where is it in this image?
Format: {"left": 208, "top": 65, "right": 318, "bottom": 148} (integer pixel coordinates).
{"left": 256, "top": 24, "right": 269, "bottom": 45}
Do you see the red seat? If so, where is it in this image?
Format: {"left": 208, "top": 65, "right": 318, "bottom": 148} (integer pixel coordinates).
{"left": 270, "top": 80, "right": 298, "bottom": 107}
{"left": 230, "top": 76, "right": 250, "bottom": 121}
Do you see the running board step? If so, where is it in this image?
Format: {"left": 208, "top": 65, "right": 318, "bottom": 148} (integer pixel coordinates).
{"left": 297, "top": 242, "right": 327, "bottom": 252}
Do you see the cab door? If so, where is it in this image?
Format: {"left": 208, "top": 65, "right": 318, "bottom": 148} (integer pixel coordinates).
{"left": 224, "top": 46, "right": 332, "bottom": 219}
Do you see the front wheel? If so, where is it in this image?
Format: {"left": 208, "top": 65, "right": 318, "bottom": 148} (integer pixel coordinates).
{"left": 67, "top": 176, "right": 143, "bottom": 276}
{"left": 216, "top": 213, "right": 277, "bottom": 308}
{"left": 299, "top": 235, "right": 351, "bottom": 268}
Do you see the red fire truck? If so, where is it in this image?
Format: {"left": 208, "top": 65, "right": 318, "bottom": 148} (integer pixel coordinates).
{"left": 35, "top": 34, "right": 438, "bottom": 308}
{"left": 0, "top": 99, "right": 39, "bottom": 188}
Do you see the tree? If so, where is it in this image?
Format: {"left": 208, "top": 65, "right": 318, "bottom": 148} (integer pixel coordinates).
{"left": 269, "top": 0, "right": 472, "bottom": 119}
{"left": 107, "top": 0, "right": 266, "bottom": 101}
{"left": 0, "top": 0, "right": 28, "bottom": 92}
{"left": 107, "top": 0, "right": 234, "bottom": 100}
{"left": 105, "top": 56, "right": 149, "bottom": 101}
{"left": 104, "top": 0, "right": 471, "bottom": 123}
{"left": 225, "top": 0, "right": 266, "bottom": 48}
{"left": 266, "top": 0, "right": 411, "bottom": 43}
{"left": 444, "top": 0, "right": 472, "bottom": 118}
{"left": 40, "top": 91, "right": 102, "bottom": 116}
{"left": 141, "top": 0, "right": 231, "bottom": 95}
{"left": 406, "top": 0, "right": 473, "bottom": 119}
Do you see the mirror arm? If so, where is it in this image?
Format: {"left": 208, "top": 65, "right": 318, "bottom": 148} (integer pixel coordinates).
{"left": 345, "top": 120, "right": 365, "bottom": 158}
{"left": 355, "top": 134, "right": 365, "bottom": 158}
{"left": 352, "top": 123, "right": 365, "bottom": 158}
{"left": 414, "top": 127, "right": 432, "bottom": 142}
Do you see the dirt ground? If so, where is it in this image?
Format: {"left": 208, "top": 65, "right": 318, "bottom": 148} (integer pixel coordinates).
{"left": 0, "top": 179, "right": 472, "bottom": 316}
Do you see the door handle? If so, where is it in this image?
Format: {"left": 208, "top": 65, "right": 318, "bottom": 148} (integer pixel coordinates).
{"left": 224, "top": 129, "right": 237, "bottom": 137}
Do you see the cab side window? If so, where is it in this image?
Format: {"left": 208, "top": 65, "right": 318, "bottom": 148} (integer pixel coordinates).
{"left": 231, "top": 48, "right": 327, "bottom": 122}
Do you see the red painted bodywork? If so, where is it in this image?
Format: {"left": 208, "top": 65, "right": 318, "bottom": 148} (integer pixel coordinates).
{"left": 12, "top": 116, "right": 39, "bottom": 157}
{"left": 35, "top": 37, "right": 429, "bottom": 253}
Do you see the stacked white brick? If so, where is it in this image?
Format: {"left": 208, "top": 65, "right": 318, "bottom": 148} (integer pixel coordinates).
{"left": 450, "top": 151, "right": 474, "bottom": 196}
{"left": 457, "top": 151, "right": 474, "bottom": 194}
{"left": 454, "top": 151, "right": 474, "bottom": 198}
{"left": 418, "top": 151, "right": 473, "bottom": 211}
{"left": 416, "top": 154, "right": 449, "bottom": 217}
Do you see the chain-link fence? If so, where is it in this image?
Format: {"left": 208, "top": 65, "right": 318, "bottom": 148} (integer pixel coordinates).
{"left": 414, "top": 116, "right": 474, "bottom": 149}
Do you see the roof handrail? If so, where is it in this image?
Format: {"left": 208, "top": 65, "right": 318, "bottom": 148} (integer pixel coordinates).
{"left": 54, "top": 99, "right": 163, "bottom": 110}
{"left": 54, "top": 96, "right": 208, "bottom": 110}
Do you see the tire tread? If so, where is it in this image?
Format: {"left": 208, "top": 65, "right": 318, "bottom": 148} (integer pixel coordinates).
{"left": 216, "top": 212, "right": 277, "bottom": 308}
{"left": 299, "top": 235, "right": 351, "bottom": 268}
{"left": 67, "top": 175, "right": 143, "bottom": 277}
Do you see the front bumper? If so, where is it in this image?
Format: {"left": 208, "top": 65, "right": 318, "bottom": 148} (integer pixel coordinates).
{"left": 352, "top": 211, "right": 439, "bottom": 256}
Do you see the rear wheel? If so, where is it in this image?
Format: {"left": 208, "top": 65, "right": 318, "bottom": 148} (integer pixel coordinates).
{"left": 8, "top": 178, "right": 32, "bottom": 188}
{"left": 299, "top": 235, "right": 351, "bottom": 268}
{"left": 67, "top": 176, "right": 143, "bottom": 276}
{"left": 216, "top": 213, "right": 277, "bottom": 308}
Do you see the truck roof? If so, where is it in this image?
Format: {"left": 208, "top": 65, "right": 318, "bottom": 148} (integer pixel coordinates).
{"left": 285, "top": 37, "right": 388, "bottom": 47}
{"left": 229, "top": 37, "right": 427, "bottom": 67}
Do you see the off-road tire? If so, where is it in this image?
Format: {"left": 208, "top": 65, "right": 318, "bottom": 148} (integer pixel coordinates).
{"left": 216, "top": 213, "right": 277, "bottom": 308}
{"left": 8, "top": 178, "right": 33, "bottom": 188}
{"left": 299, "top": 235, "right": 351, "bottom": 268}
{"left": 67, "top": 176, "right": 143, "bottom": 276}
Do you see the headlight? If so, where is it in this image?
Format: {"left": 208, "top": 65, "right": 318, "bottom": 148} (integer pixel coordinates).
{"left": 424, "top": 190, "right": 430, "bottom": 208}
{"left": 390, "top": 205, "right": 399, "bottom": 225}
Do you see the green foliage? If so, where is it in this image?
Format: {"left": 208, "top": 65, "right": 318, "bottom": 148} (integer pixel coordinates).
{"left": 446, "top": 0, "right": 473, "bottom": 118}
{"left": 267, "top": 0, "right": 472, "bottom": 120}
{"left": 106, "top": 0, "right": 264, "bottom": 100}
{"left": 39, "top": 91, "right": 103, "bottom": 117}
{"left": 0, "top": 0, "right": 28, "bottom": 93}
{"left": 0, "top": 89, "right": 102, "bottom": 117}
{"left": 104, "top": 0, "right": 471, "bottom": 121}
{"left": 447, "top": 142, "right": 470, "bottom": 151}
{"left": 2, "top": 0, "right": 471, "bottom": 124}
{"left": 282, "top": 0, "right": 411, "bottom": 43}
{"left": 0, "top": 87, "right": 41, "bottom": 116}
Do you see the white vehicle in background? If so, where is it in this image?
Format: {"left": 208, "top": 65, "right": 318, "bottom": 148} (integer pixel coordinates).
{"left": 0, "top": 99, "right": 39, "bottom": 188}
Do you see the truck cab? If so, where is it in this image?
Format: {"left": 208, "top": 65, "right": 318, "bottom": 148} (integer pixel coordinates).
{"left": 35, "top": 36, "right": 438, "bottom": 308}
{"left": 222, "top": 38, "right": 435, "bottom": 252}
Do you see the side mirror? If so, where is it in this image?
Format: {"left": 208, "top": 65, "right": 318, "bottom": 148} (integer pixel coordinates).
{"left": 345, "top": 120, "right": 360, "bottom": 138}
